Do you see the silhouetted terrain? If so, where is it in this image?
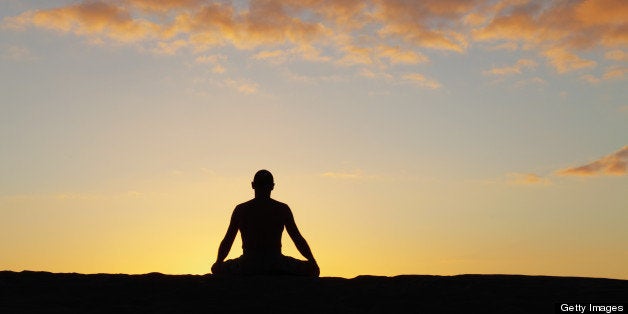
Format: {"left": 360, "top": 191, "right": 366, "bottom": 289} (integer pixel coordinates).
{"left": 1, "top": 271, "right": 626, "bottom": 313}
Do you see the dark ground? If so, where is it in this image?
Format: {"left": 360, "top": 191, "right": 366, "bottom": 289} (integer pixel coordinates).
{"left": 1, "top": 271, "right": 626, "bottom": 313}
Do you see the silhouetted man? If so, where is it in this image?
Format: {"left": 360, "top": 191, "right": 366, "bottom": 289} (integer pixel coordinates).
{"left": 211, "top": 170, "right": 320, "bottom": 276}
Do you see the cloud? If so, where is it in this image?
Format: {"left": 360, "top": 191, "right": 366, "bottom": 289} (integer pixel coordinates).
{"left": 281, "top": 69, "right": 347, "bottom": 84}
{"left": 373, "top": 0, "right": 473, "bottom": 52}
{"left": 557, "top": 146, "right": 628, "bottom": 177}
{"left": 602, "top": 66, "right": 628, "bottom": 80}
{"left": 484, "top": 58, "right": 537, "bottom": 76}
{"left": 580, "top": 74, "right": 601, "bottom": 84}
{"left": 1, "top": 45, "right": 36, "bottom": 61}
{"left": 605, "top": 50, "right": 627, "bottom": 61}
{"left": 359, "top": 68, "right": 393, "bottom": 80}
{"left": 513, "top": 76, "right": 546, "bottom": 89}
{"left": 223, "top": 78, "right": 259, "bottom": 95}
{"left": 543, "top": 47, "right": 596, "bottom": 74}
{"left": 402, "top": 73, "right": 442, "bottom": 90}
{"left": 486, "top": 42, "right": 519, "bottom": 51}
{"left": 253, "top": 49, "right": 286, "bottom": 61}
{"left": 195, "top": 54, "right": 227, "bottom": 73}
{"left": 4, "top": 0, "right": 626, "bottom": 81}
{"left": 472, "top": 0, "right": 625, "bottom": 72}
{"left": 506, "top": 173, "right": 550, "bottom": 185}
{"left": 125, "top": 0, "right": 205, "bottom": 12}
{"left": 152, "top": 39, "right": 188, "bottom": 55}
{"left": 580, "top": 66, "right": 628, "bottom": 84}
{"left": 377, "top": 45, "right": 428, "bottom": 65}
{"left": 5, "top": 2, "right": 160, "bottom": 42}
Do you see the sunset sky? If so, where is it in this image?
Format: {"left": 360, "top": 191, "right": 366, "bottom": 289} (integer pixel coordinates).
{"left": 1, "top": 0, "right": 627, "bottom": 279}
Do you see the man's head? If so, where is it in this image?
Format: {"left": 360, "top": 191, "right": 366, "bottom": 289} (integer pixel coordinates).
{"left": 252, "top": 170, "right": 274, "bottom": 196}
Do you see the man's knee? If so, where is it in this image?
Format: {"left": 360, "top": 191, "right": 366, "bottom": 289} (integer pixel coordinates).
{"left": 211, "top": 262, "right": 222, "bottom": 274}
{"left": 212, "top": 258, "right": 242, "bottom": 275}
{"left": 278, "top": 256, "right": 319, "bottom": 277}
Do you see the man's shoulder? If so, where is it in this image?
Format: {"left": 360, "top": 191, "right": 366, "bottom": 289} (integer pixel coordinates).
{"left": 270, "top": 198, "right": 289, "bottom": 208}
{"left": 236, "top": 198, "right": 290, "bottom": 209}
{"left": 236, "top": 199, "right": 256, "bottom": 208}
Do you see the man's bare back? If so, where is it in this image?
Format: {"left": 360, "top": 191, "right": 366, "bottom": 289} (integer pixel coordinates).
{"left": 211, "top": 170, "right": 319, "bottom": 276}
{"left": 236, "top": 198, "right": 288, "bottom": 256}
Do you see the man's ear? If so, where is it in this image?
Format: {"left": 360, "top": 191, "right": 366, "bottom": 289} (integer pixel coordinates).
{"left": 271, "top": 183, "right": 275, "bottom": 191}
{"left": 251, "top": 182, "right": 256, "bottom": 190}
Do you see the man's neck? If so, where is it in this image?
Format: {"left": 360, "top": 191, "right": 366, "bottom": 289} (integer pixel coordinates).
{"left": 254, "top": 193, "right": 271, "bottom": 200}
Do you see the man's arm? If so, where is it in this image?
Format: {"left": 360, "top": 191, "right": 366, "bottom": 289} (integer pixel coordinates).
{"left": 215, "top": 207, "right": 240, "bottom": 263}
{"left": 284, "top": 206, "right": 317, "bottom": 263}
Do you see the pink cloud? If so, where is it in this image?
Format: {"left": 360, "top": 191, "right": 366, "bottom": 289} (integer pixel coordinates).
{"left": 483, "top": 58, "right": 537, "bottom": 76}
{"left": 3, "top": 0, "right": 626, "bottom": 80}
{"left": 507, "top": 173, "right": 550, "bottom": 185}
{"left": 557, "top": 146, "right": 628, "bottom": 177}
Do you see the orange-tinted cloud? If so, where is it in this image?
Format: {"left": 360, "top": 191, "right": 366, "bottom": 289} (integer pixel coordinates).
{"left": 6, "top": 2, "right": 160, "bottom": 42}
{"left": 377, "top": 45, "right": 428, "bottom": 65}
{"left": 602, "top": 66, "right": 628, "bottom": 80}
{"left": 580, "top": 66, "right": 628, "bottom": 84}
{"left": 195, "top": 54, "right": 228, "bottom": 73}
{"left": 372, "top": 0, "right": 475, "bottom": 52}
{"left": 223, "top": 78, "right": 259, "bottom": 95}
{"left": 605, "top": 50, "right": 628, "bottom": 61}
{"left": 472, "top": 0, "right": 627, "bottom": 73}
{"left": 513, "top": 76, "right": 546, "bottom": 89}
{"left": 402, "top": 73, "right": 442, "bottom": 90}
{"left": 557, "top": 146, "right": 628, "bottom": 177}
{"left": 4, "top": 0, "right": 626, "bottom": 79}
{"left": 543, "top": 47, "right": 596, "bottom": 74}
{"left": 125, "top": 0, "right": 204, "bottom": 12}
{"left": 507, "top": 173, "right": 550, "bottom": 185}
{"left": 253, "top": 49, "right": 286, "bottom": 61}
{"left": 1, "top": 45, "right": 36, "bottom": 61}
{"left": 484, "top": 58, "right": 537, "bottom": 76}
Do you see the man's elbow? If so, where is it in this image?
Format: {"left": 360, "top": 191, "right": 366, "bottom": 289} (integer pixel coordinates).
{"left": 219, "top": 237, "right": 232, "bottom": 250}
{"left": 294, "top": 236, "right": 308, "bottom": 247}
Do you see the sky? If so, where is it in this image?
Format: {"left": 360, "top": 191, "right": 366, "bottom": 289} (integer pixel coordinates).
{"left": 0, "top": 0, "right": 627, "bottom": 279}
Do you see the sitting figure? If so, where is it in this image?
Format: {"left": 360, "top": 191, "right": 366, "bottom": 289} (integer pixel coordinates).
{"left": 211, "top": 170, "right": 320, "bottom": 276}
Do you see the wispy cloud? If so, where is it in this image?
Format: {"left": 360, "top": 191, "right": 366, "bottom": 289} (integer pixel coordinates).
{"left": 4, "top": 0, "right": 626, "bottom": 82}
{"left": 500, "top": 146, "right": 628, "bottom": 184}
{"left": 402, "top": 73, "right": 442, "bottom": 90}
{"left": 484, "top": 59, "right": 537, "bottom": 76}
{"left": 581, "top": 66, "right": 627, "bottom": 84}
{"left": 557, "top": 146, "right": 628, "bottom": 177}
{"left": 471, "top": 0, "right": 625, "bottom": 73}
{"left": 377, "top": 45, "right": 428, "bottom": 65}
{"left": 3, "top": 2, "right": 160, "bottom": 42}
{"left": 195, "top": 54, "right": 228, "bottom": 73}
{"left": 506, "top": 173, "right": 550, "bottom": 185}
{"left": 1, "top": 44, "right": 37, "bottom": 61}
{"left": 605, "top": 50, "right": 627, "bottom": 61}
{"left": 602, "top": 66, "right": 628, "bottom": 80}
{"left": 223, "top": 78, "right": 259, "bottom": 95}
{"left": 543, "top": 47, "right": 596, "bottom": 74}
{"left": 253, "top": 49, "right": 286, "bottom": 62}
{"left": 281, "top": 69, "right": 347, "bottom": 84}
{"left": 513, "top": 76, "right": 546, "bottom": 89}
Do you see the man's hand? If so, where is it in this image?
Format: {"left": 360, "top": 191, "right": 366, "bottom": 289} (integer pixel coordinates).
{"left": 211, "top": 261, "right": 223, "bottom": 274}
{"left": 309, "top": 259, "right": 320, "bottom": 277}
